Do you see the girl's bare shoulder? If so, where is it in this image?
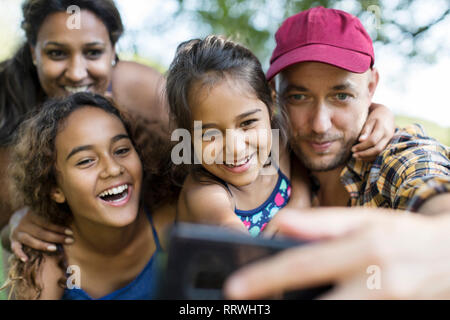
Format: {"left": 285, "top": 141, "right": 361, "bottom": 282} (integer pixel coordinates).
{"left": 179, "top": 172, "right": 234, "bottom": 218}
{"left": 182, "top": 172, "right": 231, "bottom": 197}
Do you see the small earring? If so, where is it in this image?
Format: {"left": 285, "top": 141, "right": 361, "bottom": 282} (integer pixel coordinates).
{"left": 33, "top": 60, "right": 37, "bottom": 66}
{"left": 111, "top": 60, "right": 116, "bottom": 67}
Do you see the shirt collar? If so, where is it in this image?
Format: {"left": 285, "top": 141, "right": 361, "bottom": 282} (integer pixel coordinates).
{"left": 341, "top": 157, "right": 373, "bottom": 182}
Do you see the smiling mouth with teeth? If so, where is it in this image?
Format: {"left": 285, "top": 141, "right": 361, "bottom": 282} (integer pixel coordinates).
{"left": 224, "top": 154, "right": 252, "bottom": 168}
{"left": 98, "top": 184, "right": 129, "bottom": 203}
{"left": 64, "top": 86, "right": 90, "bottom": 94}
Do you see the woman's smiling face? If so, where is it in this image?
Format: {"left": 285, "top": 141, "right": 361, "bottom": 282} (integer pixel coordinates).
{"left": 31, "top": 10, "right": 115, "bottom": 98}
{"left": 52, "top": 106, "right": 143, "bottom": 228}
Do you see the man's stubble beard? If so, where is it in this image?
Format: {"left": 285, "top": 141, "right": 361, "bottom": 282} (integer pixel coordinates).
{"left": 290, "top": 135, "right": 356, "bottom": 172}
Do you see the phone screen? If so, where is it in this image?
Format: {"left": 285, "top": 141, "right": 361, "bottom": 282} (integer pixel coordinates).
{"left": 154, "top": 223, "right": 332, "bottom": 299}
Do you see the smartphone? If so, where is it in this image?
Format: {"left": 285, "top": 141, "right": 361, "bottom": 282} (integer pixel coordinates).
{"left": 154, "top": 223, "right": 332, "bottom": 299}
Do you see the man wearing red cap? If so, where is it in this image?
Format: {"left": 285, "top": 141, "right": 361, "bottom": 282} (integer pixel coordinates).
{"left": 267, "top": 6, "right": 449, "bottom": 213}
{"left": 225, "top": 7, "right": 450, "bottom": 299}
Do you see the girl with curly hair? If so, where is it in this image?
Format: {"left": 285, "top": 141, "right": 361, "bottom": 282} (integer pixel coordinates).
{"left": 0, "top": 0, "right": 169, "bottom": 247}
{"left": 2, "top": 92, "right": 176, "bottom": 299}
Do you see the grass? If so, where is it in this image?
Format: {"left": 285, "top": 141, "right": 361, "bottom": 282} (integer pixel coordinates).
{"left": 0, "top": 246, "right": 6, "bottom": 300}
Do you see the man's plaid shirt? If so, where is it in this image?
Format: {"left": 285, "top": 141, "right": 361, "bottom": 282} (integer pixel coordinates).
{"left": 312, "top": 124, "right": 450, "bottom": 212}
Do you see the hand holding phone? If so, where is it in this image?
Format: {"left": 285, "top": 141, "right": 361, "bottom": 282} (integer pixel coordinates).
{"left": 154, "top": 223, "right": 332, "bottom": 299}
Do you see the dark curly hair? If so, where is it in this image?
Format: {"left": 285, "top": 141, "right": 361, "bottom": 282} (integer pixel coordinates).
{"left": 2, "top": 92, "right": 181, "bottom": 299}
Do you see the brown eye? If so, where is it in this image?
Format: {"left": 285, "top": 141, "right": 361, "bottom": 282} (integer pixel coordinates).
{"left": 76, "top": 158, "right": 94, "bottom": 166}
{"left": 115, "top": 147, "right": 130, "bottom": 156}
{"left": 47, "top": 50, "right": 66, "bottom": 60}
{"left": 240, "top": 119, "right": 257, "bottom": 127}
{"left": 85, "top": 49, "right": 103, "bottom": 59}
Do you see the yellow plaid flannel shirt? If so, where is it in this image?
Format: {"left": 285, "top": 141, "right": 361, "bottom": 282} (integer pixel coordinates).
{"left": 312, "top": 124, "right": 450, "bottom": 212}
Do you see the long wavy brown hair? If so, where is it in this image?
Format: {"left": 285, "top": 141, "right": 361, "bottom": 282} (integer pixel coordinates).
{"left": 0, "top": 0, "right": 124, "bottom": 147}
{"left": 2, "top": 92, "right": 183, "bottom": 299}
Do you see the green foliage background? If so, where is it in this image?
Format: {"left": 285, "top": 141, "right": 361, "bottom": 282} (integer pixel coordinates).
{"left": 168, "top": 0, "right": 449, "bottom": 144}
{"left": 0, "top": 248, "right": 5, "bottom": 300}
{"left": 396, "top": 116, "right": 449, "bottom": 146}
{"left": 171, "top": 0, "right": 450, "bottom": 66}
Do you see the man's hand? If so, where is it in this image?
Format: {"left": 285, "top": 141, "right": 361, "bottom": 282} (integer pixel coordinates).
{"left": 224, "top": 208, "right": 450, "bottom": 299}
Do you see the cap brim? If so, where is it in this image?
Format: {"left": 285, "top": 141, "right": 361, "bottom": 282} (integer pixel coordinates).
{"left": 266, "top": 43, "right": 372, "bottom": 81}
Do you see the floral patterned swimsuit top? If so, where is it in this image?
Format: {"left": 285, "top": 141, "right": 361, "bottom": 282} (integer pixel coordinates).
{"left": 226, "top": 167, "right": 291, "bottom": 237}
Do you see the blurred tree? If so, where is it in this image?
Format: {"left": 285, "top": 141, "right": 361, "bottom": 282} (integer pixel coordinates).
{"left": 169, "top": 0, "right": 450, "bottom": 65}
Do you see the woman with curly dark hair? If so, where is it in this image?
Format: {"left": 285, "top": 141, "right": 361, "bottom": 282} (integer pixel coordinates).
{"left": 2, "top": 93, "right": 176, "bottom": 299}
{"left": 0, "top": 0, "right": 170, "bottom": 249}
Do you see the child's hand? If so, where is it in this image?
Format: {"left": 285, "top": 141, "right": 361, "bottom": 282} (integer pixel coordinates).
{"left": 9, "top": 208, "right": 74, "bottom": 262}
{"left": 352, "top": 103, "right": 395, "bottom": 161}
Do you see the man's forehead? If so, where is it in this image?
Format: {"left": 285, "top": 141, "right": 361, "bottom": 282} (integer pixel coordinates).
{"left": 277, "top": 62, "right": 369, "bottom": 90}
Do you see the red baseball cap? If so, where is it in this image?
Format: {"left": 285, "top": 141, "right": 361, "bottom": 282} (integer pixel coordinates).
{"left": 267, "top": 6, "right": 374, "bottom": 81}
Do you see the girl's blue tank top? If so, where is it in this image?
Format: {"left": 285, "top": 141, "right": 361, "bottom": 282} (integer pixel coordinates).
{"left": 61, "top": 207, "right": 161, "bottom": 300}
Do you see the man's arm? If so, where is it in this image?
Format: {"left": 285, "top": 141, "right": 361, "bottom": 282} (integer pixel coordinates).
{"left": 417, "top": 193, "right": 450, "bottom": 215}
{"left": 224, "top": 208, "right": 450, "bottom": 300}
{"left": 376, "top": 125, "right": 450, "bottom": 212}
